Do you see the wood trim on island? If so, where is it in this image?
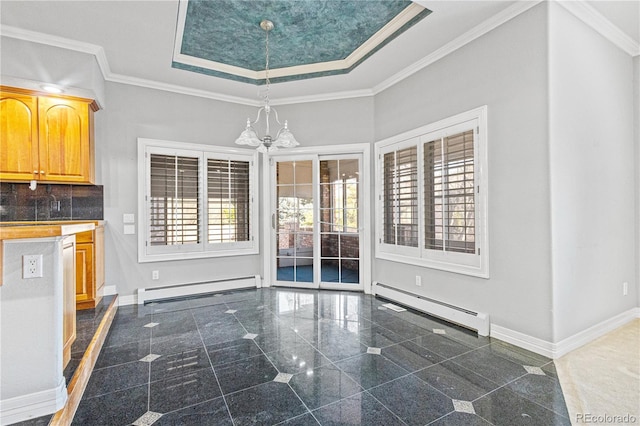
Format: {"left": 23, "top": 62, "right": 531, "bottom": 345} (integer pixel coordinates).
{"left": 49, "top": 295, "right": 118, "bottom": 426}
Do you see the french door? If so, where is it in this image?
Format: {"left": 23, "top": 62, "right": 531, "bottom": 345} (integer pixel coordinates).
{"left": 270, "top": 154, "right": 363, "bottom": 290}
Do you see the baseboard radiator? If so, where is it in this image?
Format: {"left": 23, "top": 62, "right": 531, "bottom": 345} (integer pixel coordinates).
{"left": 372, "top": 281, "right": 490, "bottom": 336}
{"left": 137, "top": 275, "right": 261, "bottom": 305}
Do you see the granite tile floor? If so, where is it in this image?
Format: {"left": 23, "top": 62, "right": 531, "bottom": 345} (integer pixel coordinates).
{"left": 71, "top": 288, "right": 570, "bottom": 425}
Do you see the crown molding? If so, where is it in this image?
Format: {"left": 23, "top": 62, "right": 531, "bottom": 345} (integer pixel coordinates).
{"left": 373, "top": 0, "right": 543, "bottom": 95}
{"left": 2, "top": 0, "right": 637, "bottom": 108}
{"left": 105, "top": 73, "right": 261, "bottom": 107}
{"left": 271, "top": 88, "right": 374, "bottom": 106}
{"left": 557, "top": 0, "right": 640, "bottom": 57}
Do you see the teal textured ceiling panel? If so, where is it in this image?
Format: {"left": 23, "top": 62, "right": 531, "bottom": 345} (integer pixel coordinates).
{"left": 173, "top": 0, "right": 431, "bottom": 84}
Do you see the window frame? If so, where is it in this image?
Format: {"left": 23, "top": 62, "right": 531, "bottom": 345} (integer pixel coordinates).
{"left": 138, "top": 138, "right": 259, "bottom": 263}
{"left": 375, "top": 106, "right": 489, "bottom": 278}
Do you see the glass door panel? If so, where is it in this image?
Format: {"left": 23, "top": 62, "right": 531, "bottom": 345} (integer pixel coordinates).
{"left": 319, "top": 158, "right": 361, "bottom": 287}
{"left": 276, "top": 160, "right": 315, "bottom": 285}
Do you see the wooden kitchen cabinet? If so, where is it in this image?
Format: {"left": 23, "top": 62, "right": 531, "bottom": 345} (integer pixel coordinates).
{"left": 62, "top": 235, "right": 76, "bottom": 368}
{"left": 0, "top": 87, "right": 98, "bottom": 184}
{"left": 75, "top": 225, "right": 105, "bottom": 310}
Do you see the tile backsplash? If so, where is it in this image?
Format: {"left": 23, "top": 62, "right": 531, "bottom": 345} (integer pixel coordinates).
{"left": 0, "top": 182, "right": 103, "bottom": 222}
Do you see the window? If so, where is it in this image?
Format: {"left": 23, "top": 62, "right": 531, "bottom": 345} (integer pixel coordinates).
{"left": 375, "top": 107, "right": 488, "bottom": 278}
{"left": 138, "top": 139, "right": 258, "bottom": 262}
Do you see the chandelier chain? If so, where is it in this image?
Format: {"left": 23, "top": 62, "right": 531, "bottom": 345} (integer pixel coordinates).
{"left": 264, "top": 24, "right": 270, "bottom": 102}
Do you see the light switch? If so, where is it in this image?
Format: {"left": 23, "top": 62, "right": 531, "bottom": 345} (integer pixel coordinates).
{"left": 123, "top": 213, "right": 135, "bottom": 224}
{"left": 124, "top": 224, "right": 135, "bottom": 235}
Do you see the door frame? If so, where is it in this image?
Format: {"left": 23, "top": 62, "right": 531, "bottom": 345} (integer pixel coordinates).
{"left": 262, "top": 143, "right": 371, "bottom": 293}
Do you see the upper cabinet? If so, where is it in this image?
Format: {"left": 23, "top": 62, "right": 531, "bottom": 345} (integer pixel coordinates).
{"left": 0, "top": 87, "right": 98, "bottom": 184}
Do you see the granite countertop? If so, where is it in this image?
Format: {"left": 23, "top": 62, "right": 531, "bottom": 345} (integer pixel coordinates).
{"left": 0, "top": 221, "right": 100, "bottom": 240}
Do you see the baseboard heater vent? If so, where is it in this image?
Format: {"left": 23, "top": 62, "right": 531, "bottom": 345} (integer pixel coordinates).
{"left": 372, "top": 282, "right": 490, "bottom": 336}
{"left": 138, "top": 275, "right": 261, "bottom": 305}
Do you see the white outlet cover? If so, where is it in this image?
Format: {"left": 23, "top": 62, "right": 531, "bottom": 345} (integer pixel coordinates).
{"left": 124, "top": 224, "right": 136, "bottom": 235}
{"left": 23, "top": 254, "right": 43, "bottom": 279}
{"left": 123, "top": 213, "right": 135, "bottom": 224}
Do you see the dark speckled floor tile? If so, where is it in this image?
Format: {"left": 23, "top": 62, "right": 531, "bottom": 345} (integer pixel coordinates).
{"left": 414, "top": 360, "right": 500, "bottom": 400}
{"left": 154, "top": 396, "right": 233, "bottom": 425}
{"left": 487, "top": 340, "right": 551, "bottom": 367}
{"left": 369, "top": 374, "right": 453, "bottom": 425}
{"left": 94, "top": 340, "right": 150, "bottom": 369}
{"left": 313, "top": 334, "right": 368, "bottom": 362}
{"left": 335, "top": 353, "right": 408, "bottom": 389}
{"left": 506, "top": 374, "right": 570, "bottom": 417}
{"left": 266, "top": 341, "right": 331, "bottom": 374}
{"left": 289, "top": 365, "right": 362, "bottom": 409}
{"left": 11, "top": 414, "right": 52, "bottom": 426}
{"left": 277, "top": 412, "right": 320, "bottom": 425}
{"left": 253, "top": 328, "right": 308, "bottom": 353}
{"left": 83, "top": 361, "right": 149, "bottom": 398}
{"left": 226, "top": 381, "right": 307, "bottom": 426}
{"left": 429, "top": 411, "right": 493, "bottom": 426}
{"left": 207, "top": 338, "right": 264, "bottom": 367}
{"left": 413, "top": 333, "right": 475, "bottom": 359}
{"left": 72, "top": 384, "right": 148, "bottom": 425}
{"left": 474, "top": 387, "right": 571, "bottom": 425}
{"left": 356, "top": 325, "right": 406, "bottom": 347}
{"left": 311, "top": 392, "right": 404, "bottom": 426}
{"left": 450, "top": 347, "right": 528, "bottom": 385}
{"left": 382, "top": 339, "right": 444, "bottom": 372}
{"left": 215, "top": 354, "right": 278, "bottom": 394}
{"left": 149, "top": 368, "right": 222, "bottom": 414}
{"left": 151, "top": 330, "right": 205, "bottom": 355}
{"left": 150, "top": 347, "right": 212, "bottom": 381}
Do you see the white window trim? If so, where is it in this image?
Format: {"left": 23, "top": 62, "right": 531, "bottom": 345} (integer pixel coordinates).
{"left": 137, "top": 138, "right": 259, "bottom": 263}
{"left": 375, "top": 106, "right": 489, "bottom": 278}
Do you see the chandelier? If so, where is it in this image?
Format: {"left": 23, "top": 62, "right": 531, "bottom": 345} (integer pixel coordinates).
{"left": 234, "top": 20, "right": 299, "bottom": 153}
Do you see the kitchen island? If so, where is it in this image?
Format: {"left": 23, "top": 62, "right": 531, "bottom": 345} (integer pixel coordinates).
{"left": 0, "top": 222, "right": 94, "bottom": 424}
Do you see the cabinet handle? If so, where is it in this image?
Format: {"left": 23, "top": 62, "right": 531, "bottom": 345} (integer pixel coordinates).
{"left": 33, "top": 170, "right": 39, "bottom": 174}
{"left": 40, "top": 170, "right": 45, "bottom": 175}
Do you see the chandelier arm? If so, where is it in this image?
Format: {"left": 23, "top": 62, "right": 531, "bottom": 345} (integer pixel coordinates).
{"left": 271, "top": 106, "right": 283, "bottom": 126}
{"left": 250, "top": 106, "right": 265, "bottom": 126}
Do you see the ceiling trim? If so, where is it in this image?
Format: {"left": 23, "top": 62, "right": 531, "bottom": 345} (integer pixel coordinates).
{"left": 373, "top": 0, "right": 543, "bottom": 95}
{"left": 557, "top": 1, "right": 640, "bottom": 57}
{"left": 2, "top": 0, "right": 636, "bottom": 107}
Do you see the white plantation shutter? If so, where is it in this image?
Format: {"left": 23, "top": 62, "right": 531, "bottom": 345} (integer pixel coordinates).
{"left": 375, "top": 106, "right": 488, "bottom": 278}
{"left": 383, "top": 146, "right": 418, "bottom": 247}
{"left": 207, "top": 158, "right": 250, "bottom": 243}
{"left": 149, "top": 154, "right": 200, "bottom": 246}
{"left": 139, "top": 139, "right": 258, "bottom": 262}
{"left": 424, "top": 130, "right": 475, "bottom": 254}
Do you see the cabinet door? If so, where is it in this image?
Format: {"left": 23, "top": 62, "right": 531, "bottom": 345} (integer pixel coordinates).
{"left": 38, "top": 97, "right": 93, "bottom": 183}
{"left": 0, "top": 91, "right": 39, "bottom": 181}
{"left": 62, "top": 237, "right": 77, "bottom": 368}
{"left": 75, "top": 242, "right": 94, "bottom": 304}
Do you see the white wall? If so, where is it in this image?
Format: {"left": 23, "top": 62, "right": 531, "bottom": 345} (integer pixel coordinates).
{"left": 373, "top": 4, "right": 554, "bottom": 341}
{"left": 96, "top": 82, "right": 375, "bottom": 298}
{"left": 548, "top": 3, "right": 637, "bottom": 342}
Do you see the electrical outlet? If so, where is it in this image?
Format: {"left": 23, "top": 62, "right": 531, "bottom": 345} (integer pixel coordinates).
{"left": 416, "top": 275, "right": 422, "bottom": 286}
{"left": 152, "top": 270, "right": 159, "bottom": 280}
{"left": 623, "top": 282, "right": 628, "bottom": 296}
{"left": 23, "top": 255, "right": 43, "bottom": 278}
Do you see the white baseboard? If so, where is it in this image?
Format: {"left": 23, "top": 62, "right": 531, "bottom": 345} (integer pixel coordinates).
{"left": 0, "top": 379, "right": 67, "bottom": 425}
{"left": 491, "top": 307, "right": 640, "bottom": 359}
{"left": 552, "top": 307, "right": 639, "bottom": 358}
{"left": 118, "top": 294, "right": 137, "bottom": 306}
{"left": 103, "top": 285, "right": 117, "bottom": 296}
{"left": 490, "top": 325, "right": 555, "bottom": 358}
{"left": 136, "top": 275, "right": 261, "bottom": 305}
